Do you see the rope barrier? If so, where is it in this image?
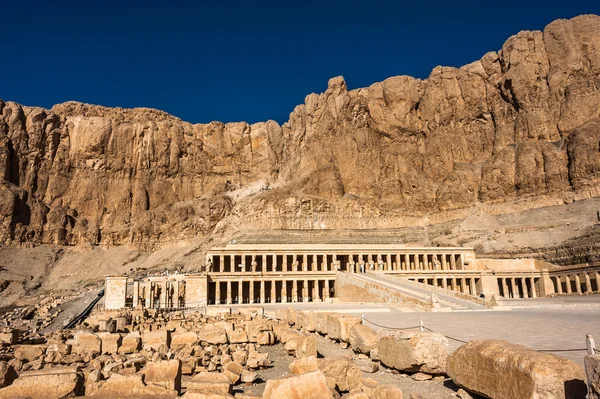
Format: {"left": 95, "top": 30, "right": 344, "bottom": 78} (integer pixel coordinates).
{"left": 363, "top": 318, "right": 595, "bottom": 353}
{"left": 362, "top": 317, "right": 420, "bottom": 331}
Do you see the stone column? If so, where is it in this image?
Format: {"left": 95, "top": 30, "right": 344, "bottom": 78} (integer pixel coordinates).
{"left": 511, "top": 278, "right": 520, "bottom": 298}
{"left": 238, "top": 279, "right": 243, "bottom": 304}
{"left": 450, "top": 254, "right": 456, "bottom": 270}
{"left": 173, "top": 281, "right": 180, "bottom": 307}
{"left": 584, "top": 273, "right": 592, "bottom": 293}
{"left": 386, "top": 254, "right": 392, "bottom": 271}
{"left": 312, "top": 254, "right": 318, "bottom": 272}
{"left": 160, "top": 281, "right": 168, "bottom": 309}
{"left": 262, "top": 254, "right": 268, "bottom": 273}
{"left": 215, "top": 282, "right": 221, "bottom": 305}
{"left": 292, "top": 280, "right": 298, "bottom": 303}
{"left": 324, "top": 280, "right": 330, "bottom": 299}
{"left": 501, "top": 278, "right": 509, "bottom": 298}
{"left": 441, "top": 278, "right": 448, "bottom": 289}
{"left": 469, "top": 278, "right": 476, "bottom": 296}
{"left": 441, "top": 254, "right": 447, "bottom": 270}
{"left": 249, "top": 281, "right": 255, "bottom": 304}
{"left": 574, "top": 274, "right": 582, "bottom": 294}
{"left": 303, "top": 254, "right": 308, "bottom": 272}
{"left": 451, "top": 277, "right": 457, "bottom": 291}
{"left": 219, "top": 255, "right": 224, "bottom": 273}
{"left": 565, "top": 275, "right": 572, "bottom": 294}
{"left": 292, "top": 255, "right": 298, "bottom": 272}
{"left": 595, "top": 272, "right": 600, "bottom": 291}
{"left": 146, "top": 283, "right": 153, "bottom": 308}
{"left": 226, "top": 280, "right": 232, "bottom": 305}
{"left": 260, "top": 280, "right": 265, "bottom": 303}
{"left": 529, "top": 277, "right": 537, "bottom": 298}
{"left": 273, "top": 254, "right": 278, "bottom": 273}
{"left": 555, "top": 276, "right": 563, "bottom": 294}
{"left": 521, "top": 279, "right": 529, "bottom": 299}
{"left": 132, "top": 281, "right": 139, "bottom": 307}
{"left": 303, "top": 279, "right": 309, "bottom": 303}
{"left": 282, "top": 280, "right": 287, "bottom": 303}
{"left": 313, "top": 280, "right": 320, "bottom": 302}
{"left": 461, "top": 278, "right": 468, "bottom": 294}
{"left": 271, "top": 281, "right": 277, "bottom": 303}
{"left": 283, "top": 254, "right": 288, "bottom": 272}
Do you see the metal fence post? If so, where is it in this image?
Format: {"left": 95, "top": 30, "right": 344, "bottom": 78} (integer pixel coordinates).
{"left": 361, "top": 313, "right": 364, "bottom": 325}
{"left": 419, "top": 318, "right": 424, "bottom": 332}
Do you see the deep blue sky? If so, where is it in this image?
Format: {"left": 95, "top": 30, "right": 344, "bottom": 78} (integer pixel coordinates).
{"left": 1, "top": 1, "right": 598, "bottom": 124}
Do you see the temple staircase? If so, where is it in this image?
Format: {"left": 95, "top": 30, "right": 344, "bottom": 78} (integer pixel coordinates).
{"left": 351, "top": 272, "right": 486, "bottom": 311}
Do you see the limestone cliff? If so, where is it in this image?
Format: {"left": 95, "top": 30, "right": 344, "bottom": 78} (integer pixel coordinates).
{"left": 1, "top": 15, "right": 600, "bottom": 257}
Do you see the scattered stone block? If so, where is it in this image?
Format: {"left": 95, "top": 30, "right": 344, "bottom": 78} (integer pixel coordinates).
{"left": 119, "top": 332, "right": 141, "bottom": 354}
{"left": 290, "top": 356, "right": 319, "bottom": 374}
{"left": 171, "top": 332, "right": 199, "bottom": 348}
{"left": 145, "top": 359, "right": 182, "bottom": 393}
{"left": 86, "top": 373, "right": 177, "bottom": 398}
{"left": 378, "top": 332, "right": 448, "bottom": 375}
{"left": 447, "top": 340, "right": 587, "bottom": 399}
{"left": 263, "top": 370, "right": 332, "bottom": 399}
{"left": 97, "top": 332, "right": 122, "bottom": 355}
{"left": 72, "top": 332, "right": 102, "bottom": 356}
{"left": 0, "top": 366, "right": 84, "bottom": 399}
{"left": 349, "top": 324, "right": 378, "bottom": 355}
{"left": 372, "top": 385, "right": 403, "bottom": 399}
{"left": 14, "top": 345, "right": 45, "bottom": 361}
{"left": 198, "top": 326, "right": 228, "bottom": 345}
{"left": 187, "top": 371, "right": 232, "bottom": 395}
{"left": 143, "top": 330, "right": 171, "bottom": 350}
{"left": 318, "top": 356, "right": 362, "bottom": 392}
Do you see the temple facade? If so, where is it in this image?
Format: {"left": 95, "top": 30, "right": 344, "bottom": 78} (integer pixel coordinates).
{"left": 103, "top": 243, "right": 600, "bottom": 310}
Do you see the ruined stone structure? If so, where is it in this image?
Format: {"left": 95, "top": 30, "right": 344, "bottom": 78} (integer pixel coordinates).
{"left": 104, "top": 243, "right": 600, "bottom": 310}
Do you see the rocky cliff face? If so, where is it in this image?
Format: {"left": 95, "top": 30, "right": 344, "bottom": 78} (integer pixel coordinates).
{"left": 1, "top": 15, "right": 600, "bottom": 253}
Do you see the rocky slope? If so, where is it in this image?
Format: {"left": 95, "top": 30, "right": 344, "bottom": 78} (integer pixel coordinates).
{"left": 1, "top": 15, "right": 599, "bottom": 266}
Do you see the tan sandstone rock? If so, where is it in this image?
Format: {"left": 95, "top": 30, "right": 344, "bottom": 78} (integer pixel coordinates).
{"left": 318, "top": 355, "right": 362, "bottom": 392}
{"left": 447, "top": 340, "right": 587, "bottom": 399}
{"left": 263, "top": 370, "right": 333, "bottom": 399}
{"left": 378, "top": 333, "right": 448, "bottom": 375}
{"left": 349, "top": 324, "right": 378, "bottom": 355}
{"left": 145, "top": 359, "right": 182, "bottom": 393}
{"left": 0, "top": 366, "right": 84, "bottom": 399}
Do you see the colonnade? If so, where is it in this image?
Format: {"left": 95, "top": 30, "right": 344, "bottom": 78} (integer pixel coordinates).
{"left": 208, "top": 252, "right": 467, "bottom": 273}
{"left": 209, "top": 278, "right": 334, "bottom": 305}
{"left": 496, "top": 276, "right": 539, "bottom": 299}
{"left": 551, "top": 271, "right": 600, "bottom": 295}
{"left": 409, "top": 276, "right": 479, "bottom": 296}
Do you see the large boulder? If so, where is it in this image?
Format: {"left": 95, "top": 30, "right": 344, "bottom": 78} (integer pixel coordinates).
{"left": 327, "top": 314, "right": 361, "bottom": 342}
{"left": 197, "top": 326, "right": 228, "bottom": 345}
{"left": 585, "top": 354, "right": 600, "bottom": 399}
{"left": 378, "top": 332, "right": 448, "bottom": 374}
{"left": 143, "top": 330, "right": 171, "bottom": 350}
{"left": 447, "top": 340, "right": 587, "bottom": 399}
{"left": 14, "top": 345, "right": 45, "bottom": 361}
{"left": 97, "top": 332, "right": 122, "bottom": 355}
{"left": 318, "top": 356, "right": 362, "bottom": 392}
{"left": 0, "top": 366, "right": 84, "bottom": 399}
{"left": 289, "top": 356, "right": 319, "bottom": 374}
{"left": 349, "top": 324, "right": 378, "bottom": 355}
{"left": 145, "top": 359, "right": 182, "bottom": 393}
{"left": 119, "top": 332, "right": 141, "bottom": 354}
{"left": 186, "top": 372, "right": 232, "bottom": 395}
{"left": 71, "top": 332, "right": 102, "bottom": 356}
{"left": 263, "top": 370, "right": 333, "bottom": 399}
{"left": 171, "top": 332, "right": 199, "bottom": 348}
{"left": 84, "top": 373, "right": 178, "bottom": 398}
{"left": 315, "top": 313, "right": 329, "bottom": 335}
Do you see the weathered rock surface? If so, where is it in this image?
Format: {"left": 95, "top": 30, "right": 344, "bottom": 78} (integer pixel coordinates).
{"left": 263, "top": 370, "right": 333, "bottom": 399}
{"left": 585, "top": 355, "right": 600, "bottom": 399}
{"left": 1, "top": 15, "right": 600, "bottom": 263}
{"left": 447, "top": 340, "right": 587, "bottom": 399}
{"left": 0, "top": 366, "right": 84, "bottom": 399}
{"left": 378, "top": 333, "right": 448, "bottom": 374}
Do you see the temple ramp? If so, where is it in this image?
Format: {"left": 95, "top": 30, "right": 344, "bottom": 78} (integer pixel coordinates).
{"left": 337, "top": 272, "right": 486, "bottom": 311}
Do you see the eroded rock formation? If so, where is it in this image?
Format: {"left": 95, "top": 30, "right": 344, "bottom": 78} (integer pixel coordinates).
{"left": 1, "top": 15, "right": 599, "bottom": 250}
